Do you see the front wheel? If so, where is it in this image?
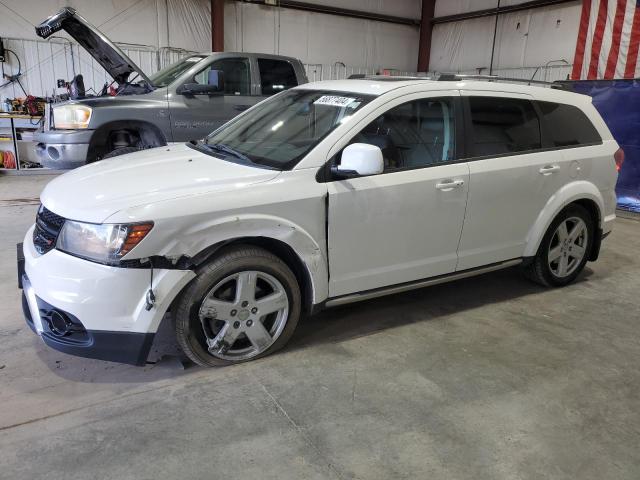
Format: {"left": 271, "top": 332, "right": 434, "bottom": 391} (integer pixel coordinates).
{"left": 523, "top": 204, "right": 594, "bottom": 287}
{"left": 102, "top": 146, "right": 142, "bottom": 159}
{"left": 173, "top": 246, "right": 301, "bottom": 367}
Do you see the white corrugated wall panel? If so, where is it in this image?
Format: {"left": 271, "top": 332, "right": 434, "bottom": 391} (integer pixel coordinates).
{"left": 223, "top": 1, "right": 419, "bottom": 72}
{"left": 523, "top": 2, "right": 582, "bottom": 66}
{"left": 431, "top": 0, "right": 581, "bottom": 75}
{"left": 430, "top": 16, "right": 496, "bottom": 72}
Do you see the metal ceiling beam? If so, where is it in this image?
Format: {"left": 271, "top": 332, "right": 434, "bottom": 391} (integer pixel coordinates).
{"left": 417, "top": 0, "right": 436, "bottom": 72}
{"left": 432, "top": 0, "right": 579, "bottom": 25}
{"left": 212, "top": 0, "right": 224, "bottom": 51}
{"left": 235, "top": 0, "right": 420, "bottom": 26}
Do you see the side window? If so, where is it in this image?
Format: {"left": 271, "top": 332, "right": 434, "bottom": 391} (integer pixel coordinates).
{"left": 194, "top": 58, "right": 251, "bottom": 95}
{"left": 468, "top": 97, "right": 541, "bottom": 157}
{"left": 345, "top": 97, "right": 456, "bottom": 172}
{"left": 258, "top": 58, "right": 298, "bottom": 96}
{"left": 536, "top": 101, "right": 602, "bottom": 147}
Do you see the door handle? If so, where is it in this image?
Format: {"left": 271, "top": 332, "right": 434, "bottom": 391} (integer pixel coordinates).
{"left": 234, "top": 104, "right": 251, "bottom": 111}
{"left": 539, "top": 165, "right": 560, "bottom": 175}
{"left": 435, "top": 179, "right": 465, "bottom": 191}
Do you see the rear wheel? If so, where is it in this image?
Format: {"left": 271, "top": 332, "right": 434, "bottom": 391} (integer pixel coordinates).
{"left": 524, "top": 204, "right": 593, "bottom": 287}
{"left": 173, "top": 246, "right": 301, "bottom": 367}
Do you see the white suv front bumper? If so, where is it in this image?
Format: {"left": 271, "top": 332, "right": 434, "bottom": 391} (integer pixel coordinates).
{"left": 20, "top": 225, "right": 195, "bottom": 364}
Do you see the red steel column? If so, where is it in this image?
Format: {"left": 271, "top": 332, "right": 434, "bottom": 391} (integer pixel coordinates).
{"left": 417, "top": 0, "right": 436, "bottom": 72}
{"left": 212, "top": 0, "right": 224, "bottom": 52}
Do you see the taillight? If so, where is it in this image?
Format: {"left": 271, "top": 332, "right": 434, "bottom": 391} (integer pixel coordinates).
{"left": 614, "top": 147, "right": 625, "bottom": 172}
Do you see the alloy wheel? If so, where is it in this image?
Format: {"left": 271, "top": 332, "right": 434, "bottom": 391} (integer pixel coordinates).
{"left": 197, "top": 270, "right": 289, "bottom": 361}
{"left": 548, "top": 216, "right": 588, "bottom": 278}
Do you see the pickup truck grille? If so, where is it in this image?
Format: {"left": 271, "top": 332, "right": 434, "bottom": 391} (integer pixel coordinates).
{"left": 33, "top": 205, "right": 65, "bottom": 255}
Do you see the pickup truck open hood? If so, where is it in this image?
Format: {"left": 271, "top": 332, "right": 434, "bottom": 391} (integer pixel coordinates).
{"left": 36, "top": 7, "right": 152, "bottom": 88}
{"left": 40, "top": 144, "right": 281, "bottom": 224}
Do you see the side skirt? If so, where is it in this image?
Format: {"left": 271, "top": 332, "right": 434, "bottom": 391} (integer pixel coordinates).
{"left": 323, "top": 258, "right": 523, "bottom": 309}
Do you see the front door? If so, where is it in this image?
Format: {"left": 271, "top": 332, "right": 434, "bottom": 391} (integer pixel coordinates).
{"left": 327, "top": 94, "right": 469, "bottom": 297}
{"left": 170, "top": 57, "right": 258, "bottom": 141}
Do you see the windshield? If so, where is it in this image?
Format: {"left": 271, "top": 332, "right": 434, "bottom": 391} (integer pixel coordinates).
{"left": 149, "top": 55, "right": 207, "bottom": 87}
{"left": 203, "top": 89, "right": 374, "bottom": 169}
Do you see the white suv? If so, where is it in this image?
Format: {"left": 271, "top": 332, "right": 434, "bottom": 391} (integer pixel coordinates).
{"left": 18, "top": 77, "right": 619, "bottom": 367}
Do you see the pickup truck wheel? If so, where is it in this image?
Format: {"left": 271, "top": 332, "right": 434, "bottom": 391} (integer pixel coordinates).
{"left": 102, "top": 146, "right": 142, "bottom": 159}
{"left": 523, "top": 204, "right": 593, "bottom": 287}
{"left": 173, "top": 246, "right": 301, "bottom": 367}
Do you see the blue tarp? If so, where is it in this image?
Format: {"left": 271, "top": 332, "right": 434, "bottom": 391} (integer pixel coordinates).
{"left": 559, "top": 79, "right": 640, "bottom": 212}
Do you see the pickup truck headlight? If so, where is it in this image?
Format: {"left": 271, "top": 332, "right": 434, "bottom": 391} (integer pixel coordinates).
{"left": 53, "top": 104, "right": 92, "bottom": 129}
{"left": 57, "top": 221, "right": 153, "bottom": 264}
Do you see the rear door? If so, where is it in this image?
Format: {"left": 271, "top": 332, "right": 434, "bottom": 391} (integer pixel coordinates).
{"left": 170, "top": 56, "right": 257, "bottom": 140}
{"left": 327, "top": 92, "right": 469, "bottom": 297}
{"left": 456, "top": 92, "right": 569, "bottom": 270}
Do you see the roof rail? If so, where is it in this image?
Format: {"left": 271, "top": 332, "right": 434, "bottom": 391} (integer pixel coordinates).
{"left": 437, "top": 73, "right": 565, "bottom": 89}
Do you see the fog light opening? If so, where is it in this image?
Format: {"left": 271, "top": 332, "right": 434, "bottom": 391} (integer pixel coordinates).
{"left": 47, "top": 146, "right": 60, "bottom": 161}
{"left": 49, "top": 310, "right": 71, "bottom": 336}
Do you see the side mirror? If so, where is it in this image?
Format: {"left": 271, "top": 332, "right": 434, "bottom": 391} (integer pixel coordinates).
{"left": 331, "top": 143, "right": 384, "bottom": 179}
{"left": 177, "top": 70, "right": 224, "bottom": 96}
{"left": 177, "top": 83, "right": 223, "bottom": 96}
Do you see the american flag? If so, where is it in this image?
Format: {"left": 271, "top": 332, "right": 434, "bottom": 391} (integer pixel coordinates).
{"left": 571, "top": 0, "right": 640, "bottom": 79}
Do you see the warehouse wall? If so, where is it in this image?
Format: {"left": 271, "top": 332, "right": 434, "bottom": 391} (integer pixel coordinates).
{"left": 0, "top": 0, "right": 421, "bottom": 103}
{"left": 430, "top": 0, "right": 581, "bottom": 81}
{"left": 0, "top": 0, "right": 211, "bottom": 50}
{"left": 224, "top": 0, "right": 420, "bottom": 73}
{"left": 0, "top": 0, "right": 211, "bottom": 102}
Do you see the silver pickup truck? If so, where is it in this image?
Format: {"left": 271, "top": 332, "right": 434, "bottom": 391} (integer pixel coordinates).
{"left": 35, "top": 8, "right": 308, "bottom": 169}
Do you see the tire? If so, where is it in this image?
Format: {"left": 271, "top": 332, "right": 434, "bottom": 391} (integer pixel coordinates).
{"left": 102, "top": 146, "right": 142, "bottom": 159}
{"left": 173, "top": 245, "right": 302, "bottom": 367}
{"left": 523, "top": 204, "right": 594, "bottom": 287}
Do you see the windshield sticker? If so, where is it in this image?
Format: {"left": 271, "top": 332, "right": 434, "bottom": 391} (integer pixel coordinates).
{"left": 314, "top": 95, "right": 357, "bottom": 107}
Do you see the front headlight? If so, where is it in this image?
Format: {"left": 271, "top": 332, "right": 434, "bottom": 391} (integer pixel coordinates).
{"left": 53, "top": 104, "right": 92, "bottom": 129}
{"left": 57, "top": 221, "right": 153, "bottom": 264}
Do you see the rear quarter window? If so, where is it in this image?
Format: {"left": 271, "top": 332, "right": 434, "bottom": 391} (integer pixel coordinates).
{"left": 536, "top": 101, "right": 602, "bottom": 147}
{"left": 258, "top": 59, "right": 298, "bottom": 95}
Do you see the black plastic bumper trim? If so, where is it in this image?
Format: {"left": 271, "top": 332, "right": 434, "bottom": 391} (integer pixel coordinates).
{"left": 589, "top": 227, "right": 604, "bottom": 262}
{"left": 40, "top": 330, "right": 155, "bottom": 366}
{"left": 17, "top": 243, "right": 25, "bottom": 289}
{"left": 20, "top": 277, "right": 155, "bottom": 366}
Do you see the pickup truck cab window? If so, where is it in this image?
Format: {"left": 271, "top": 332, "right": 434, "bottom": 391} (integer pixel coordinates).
{"left": 194, "top": 58, "right": 251, "bottom": 96}
{"left": 258, "top": 58, "right": 298, "bottom": 95}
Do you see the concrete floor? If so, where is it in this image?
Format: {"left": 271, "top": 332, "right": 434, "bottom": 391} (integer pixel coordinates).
{"left": 1, "top": 174, "right": 639, "bottom": 480}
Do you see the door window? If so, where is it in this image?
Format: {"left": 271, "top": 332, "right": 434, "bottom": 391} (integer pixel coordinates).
{"left": 536, "top": 101, "right": 602, "bottom": 147}
{"left": 258, "top": 58, "right": 298, "bottom": 95}
{"left": 468, "top": 97, "right": 541, "bottom": 157}
{"left": 345, "top": 97, "right": 457, "bottom": 171}
{"left": 194, "top": 58, "right": 251, "bottom": 95}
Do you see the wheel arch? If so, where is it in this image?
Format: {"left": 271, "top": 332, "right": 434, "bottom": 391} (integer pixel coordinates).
{"left": 87, "top": 119, "right": 167, "bottom": 161}
{"left": 190, "top": 236, "right": 317, "bottom": 314}
{"left": 148, "top": 212, "right": 329, "bottom": 314}
{"left": 524, "top": 181, "right": 605, "bottom": 258}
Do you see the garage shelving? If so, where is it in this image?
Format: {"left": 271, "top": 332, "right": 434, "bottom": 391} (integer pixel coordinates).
{"left": 0, "top": 113, "right": 43, "bottom": 171}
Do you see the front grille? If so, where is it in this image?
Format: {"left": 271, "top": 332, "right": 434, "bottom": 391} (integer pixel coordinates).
{"left": 39, "top": 206, "right": 65, "bottom": 228}
{"left": 33, "top": 205, "right": 65, "bottom": 255}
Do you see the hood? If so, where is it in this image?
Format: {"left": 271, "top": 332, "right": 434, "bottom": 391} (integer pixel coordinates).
{"left": 40, "top": 144, "right": 281, "bottom": 224}
{"left": 36, "top": 7, "right": 152, "bottom": 88}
